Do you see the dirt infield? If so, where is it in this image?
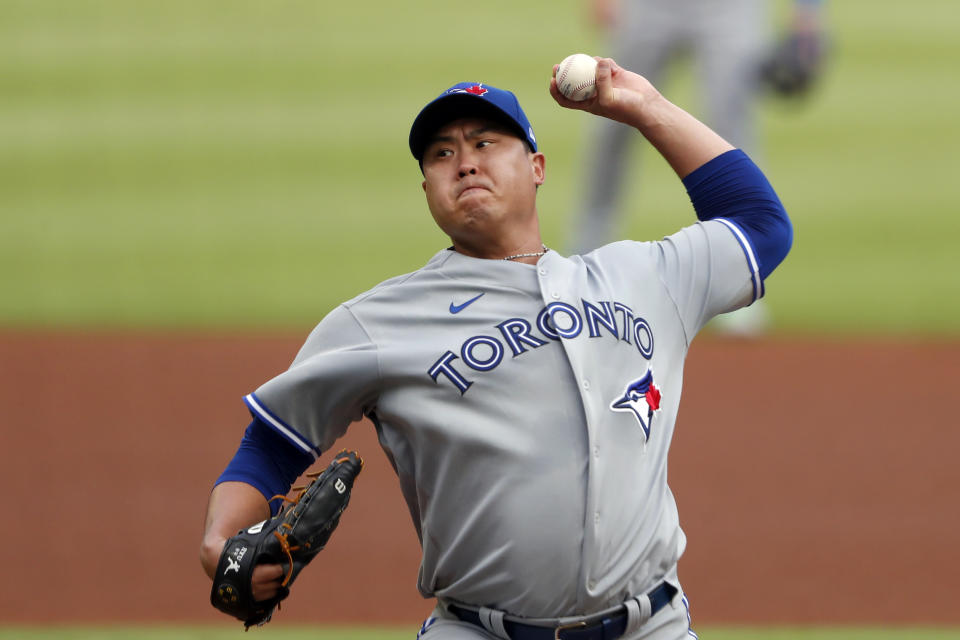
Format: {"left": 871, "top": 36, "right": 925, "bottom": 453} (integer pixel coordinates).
{"left": 0, "top": 331, "right": 956, "bottom": 626}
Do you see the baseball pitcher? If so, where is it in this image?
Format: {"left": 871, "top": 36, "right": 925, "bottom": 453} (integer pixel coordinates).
{"left": 200, "top": 57, "right": 793, "bottom": 639}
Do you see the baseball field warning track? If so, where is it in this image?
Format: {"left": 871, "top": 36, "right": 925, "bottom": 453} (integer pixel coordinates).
{"left": 0, "top": 331, "right": 956, "bottom": 625}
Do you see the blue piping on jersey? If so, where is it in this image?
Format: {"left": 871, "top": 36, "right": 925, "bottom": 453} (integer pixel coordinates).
{"left": 713, "top": 217, "right": 763, "bottom": 302}
{"left": 244, "top": 392, "right": 320, "bottom": 457}
{"left": 682, "top": 594, "right": 699, "bottom": 639}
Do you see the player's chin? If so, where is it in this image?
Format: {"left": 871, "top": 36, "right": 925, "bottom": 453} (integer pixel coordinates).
{"left": 455, "top": 193, "right": 497, "bottom": 217}
{"left": 452, "top": 208, "right": 502, "bottom": 240}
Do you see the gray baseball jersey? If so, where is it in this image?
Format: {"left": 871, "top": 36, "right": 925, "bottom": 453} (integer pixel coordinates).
{"left": 245, "top": 219, "right": 759, "bottom": 618}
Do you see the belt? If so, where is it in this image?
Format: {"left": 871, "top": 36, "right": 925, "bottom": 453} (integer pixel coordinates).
{"left": 448, "top": 582, "right": 677, "bottom": 640}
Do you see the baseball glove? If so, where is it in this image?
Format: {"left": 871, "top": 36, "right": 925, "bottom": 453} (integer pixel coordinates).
{"left": 210, "top": 450, "right": 363, "bottom": 628}
{"left": 759, "top": 29, "right": 827, "bottom": 98}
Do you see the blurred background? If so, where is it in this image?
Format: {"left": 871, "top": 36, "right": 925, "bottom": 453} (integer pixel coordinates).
{"left": 1, "top": 0, "right": 958, "bottom": 634}
{"left": 2, "top": 0, "right": 958, "bottom": 332}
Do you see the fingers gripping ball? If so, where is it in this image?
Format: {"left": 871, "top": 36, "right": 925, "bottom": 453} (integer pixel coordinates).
{"left": 556, "top": 53, "right": 598, "bottom": 101}
{"left": 211, "top": 450, "right": 364, "bottom": 628}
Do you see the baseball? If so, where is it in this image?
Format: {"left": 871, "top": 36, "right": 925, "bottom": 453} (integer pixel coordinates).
{"left": 556, "top": 53, "right": 598, "bottom": 101}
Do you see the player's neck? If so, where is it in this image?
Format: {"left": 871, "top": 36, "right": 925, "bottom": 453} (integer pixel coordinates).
{"left": 451, "top": 214, "right": 545, "bottom": 262}
{"left": 453, "top": 237, "right": 547, "bottom": 263}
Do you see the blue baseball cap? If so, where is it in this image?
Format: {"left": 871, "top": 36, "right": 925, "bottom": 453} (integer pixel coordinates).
{"left": 409, "top": 82, "right": 537, "bottom": 162}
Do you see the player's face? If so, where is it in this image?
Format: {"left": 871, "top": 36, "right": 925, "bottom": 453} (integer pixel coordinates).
{"left": 420, "top": 117, "right": 545, "bottom": 256}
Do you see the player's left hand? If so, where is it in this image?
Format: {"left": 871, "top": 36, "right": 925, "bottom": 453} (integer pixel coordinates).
{"left": 250, "top": 563, "right": 285, "bottom": 601}
{"left": 209, "top": 450, "right": 363, "bottom": 628}
{"left": 549, "top": 57, "right": 663, "bottom": 128}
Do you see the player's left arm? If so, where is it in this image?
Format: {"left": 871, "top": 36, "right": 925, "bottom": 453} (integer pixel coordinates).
{"left": 682, "top": 149, "right": 792, "bottom": 285}
{"left": 551, "top": 56, "right": 792, "bottom": 280}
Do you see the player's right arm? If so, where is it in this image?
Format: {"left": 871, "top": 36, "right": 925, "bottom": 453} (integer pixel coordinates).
{"left": 201, "top": 482, "right": 282, "bottom": 593}
{"left": 201, "top": 303, "right": 379, "bottom": 596}
{"left": 200, "top": 417, "right": 315, "bottom": 599}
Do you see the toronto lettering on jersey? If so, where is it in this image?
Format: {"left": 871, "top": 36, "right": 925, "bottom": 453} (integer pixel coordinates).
{"left": 428, "top": 298, "right": 654, "bottom": 394}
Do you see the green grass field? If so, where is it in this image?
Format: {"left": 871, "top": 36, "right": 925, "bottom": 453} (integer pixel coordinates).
{"left": 2, "top": 627, "right": 959, "bottom": 640}
{"left": 2, "top": 0, "right": 959, "bottom": 334}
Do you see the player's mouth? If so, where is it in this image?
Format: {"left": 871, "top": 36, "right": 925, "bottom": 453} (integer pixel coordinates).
{"left": 457, "top": 183, "right": 491, "bottom": 199}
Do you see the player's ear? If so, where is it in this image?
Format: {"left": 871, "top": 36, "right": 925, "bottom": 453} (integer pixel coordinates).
{"left": 530, "top": 152, "right": 545, "bottom": 186}
{"left": 421, "top": 180, "right": 427, "bottom": 192}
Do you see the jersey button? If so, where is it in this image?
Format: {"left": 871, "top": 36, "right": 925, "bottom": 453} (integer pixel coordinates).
{"left": 593, "top": 446, "right": 600, "bottom": 458}
{"left": 594, "top": 512, "right": 600, "bottom": 525}
{"left": 550, "top": 291, "right": 560, "bottom": 299}
{"left": 582, "top": 380, "right": 590, "bottom": 390}
{"left": 538, "top": 267, "right": 547, "bottom": 276}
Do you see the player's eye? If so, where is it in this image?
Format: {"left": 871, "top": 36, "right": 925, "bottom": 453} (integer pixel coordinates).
{"left": 476, "top": 140, "right": 492, "bottom": 149}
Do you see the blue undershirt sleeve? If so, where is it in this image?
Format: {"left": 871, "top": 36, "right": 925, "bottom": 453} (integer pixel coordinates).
{"left": 215, "top": 417, "right": 315, "bottom": 515}
{"left": 682, "top": 149, "right": 793, "bottom": 281}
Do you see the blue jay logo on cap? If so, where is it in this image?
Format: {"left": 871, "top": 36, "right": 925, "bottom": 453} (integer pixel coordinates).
{"left": 448, "top": 84, "right": 489, "bottom": 97}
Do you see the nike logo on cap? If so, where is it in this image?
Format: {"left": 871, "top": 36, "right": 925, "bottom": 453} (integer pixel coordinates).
{"left": 449, "top": 293, "right": 484, "bottom": 314}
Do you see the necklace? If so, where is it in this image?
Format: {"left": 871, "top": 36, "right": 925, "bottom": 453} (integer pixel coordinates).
{"left": 502, "top": 245, "right": 549, "bottom": 261}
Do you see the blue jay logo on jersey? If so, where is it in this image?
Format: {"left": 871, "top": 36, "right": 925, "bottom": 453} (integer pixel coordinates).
{"left": 611, "top": 367, "right": 662, "bottom": 440}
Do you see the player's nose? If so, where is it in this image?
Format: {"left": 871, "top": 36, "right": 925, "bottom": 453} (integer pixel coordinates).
{"left": 456, "top": 144, "right": 480, "bottom": 178}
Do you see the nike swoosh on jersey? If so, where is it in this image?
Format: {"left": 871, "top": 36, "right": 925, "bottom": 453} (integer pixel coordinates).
{"left": 449, "top": 292, "right": 485, "bottom": 314}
